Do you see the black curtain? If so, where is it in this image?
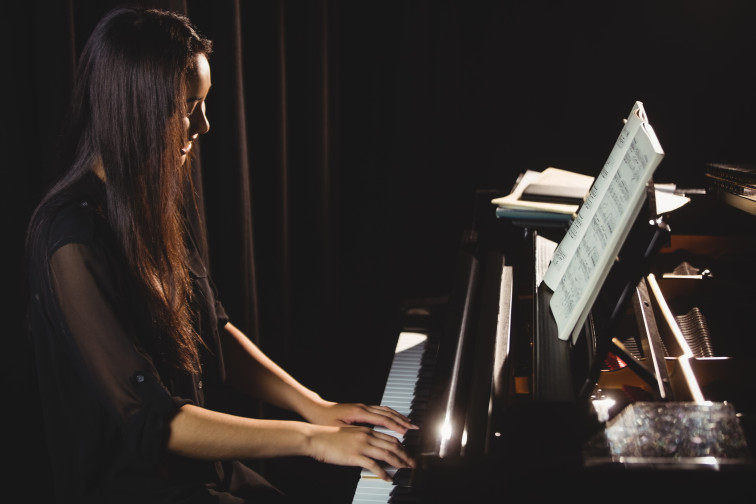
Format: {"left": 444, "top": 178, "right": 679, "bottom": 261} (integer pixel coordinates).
{"left": 6, "top": 0, "right": 756, "bottom": 500}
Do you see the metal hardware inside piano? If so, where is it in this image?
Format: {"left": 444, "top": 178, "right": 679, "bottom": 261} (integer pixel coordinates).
{"left": 352, "top": 187, "right": 756, "bottom": 503}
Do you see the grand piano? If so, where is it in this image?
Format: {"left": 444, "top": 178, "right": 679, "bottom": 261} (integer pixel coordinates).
{"left": 352, "top": 184, "right": 756, "bottom": 503}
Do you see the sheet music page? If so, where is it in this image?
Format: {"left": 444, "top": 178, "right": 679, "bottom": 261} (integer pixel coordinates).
{"left": 543, "top": 102, "right": 664, "bottom": 342}
{"left": 535, "top": 235, "right": 558, "bottom": 287}
{"left": 543, "top": 102, "right": 646, "bottom": 290}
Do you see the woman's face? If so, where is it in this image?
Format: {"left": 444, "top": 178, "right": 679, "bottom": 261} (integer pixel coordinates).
{"left": 181, "top": 53, "right": 212, "bottom": 166}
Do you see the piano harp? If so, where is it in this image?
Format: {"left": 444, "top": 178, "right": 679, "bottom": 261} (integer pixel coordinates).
{"left": 352, "top": 187, "right": 756, "bottom": 503}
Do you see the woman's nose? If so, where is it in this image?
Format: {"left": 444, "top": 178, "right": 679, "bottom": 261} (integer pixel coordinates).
{"left": 190, "top": 102, "right": 210, "bottom": 136}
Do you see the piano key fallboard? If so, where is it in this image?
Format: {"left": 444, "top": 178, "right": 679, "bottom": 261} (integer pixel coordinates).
{"left": 353, "top": 253, "right": 514, "bottom": 503}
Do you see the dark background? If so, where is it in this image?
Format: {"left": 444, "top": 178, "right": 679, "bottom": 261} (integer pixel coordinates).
{"left": 4, "top": 0, "right": 756, "bottom": 500}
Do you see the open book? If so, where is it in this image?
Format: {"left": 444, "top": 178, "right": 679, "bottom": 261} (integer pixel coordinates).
{"left": 542, "top": 101, "right": 665, "bottom": 343}
{"left": 491, "top": 167, "right": 594, "bottom": 216}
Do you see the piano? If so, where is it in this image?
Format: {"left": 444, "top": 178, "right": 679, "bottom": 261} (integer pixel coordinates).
{"left": 352, "top": 186, "right": 756, "bottom": 503}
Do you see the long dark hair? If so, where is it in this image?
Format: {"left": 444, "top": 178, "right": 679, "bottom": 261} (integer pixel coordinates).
{"left": 28, "top": 7, "right": 213, "bottom": 373}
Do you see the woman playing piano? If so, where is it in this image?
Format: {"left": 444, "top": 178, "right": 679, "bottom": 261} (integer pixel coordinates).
{"left": 25, "top": 6, "right": 415, "bottom": 503}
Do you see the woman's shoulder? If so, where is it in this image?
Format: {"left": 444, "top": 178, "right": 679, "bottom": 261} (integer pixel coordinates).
{"left": 45, "top": 198, "right": 98, "bottom": 252}
{"left": 37, "top": 176, "right": 107, "bottom": 254}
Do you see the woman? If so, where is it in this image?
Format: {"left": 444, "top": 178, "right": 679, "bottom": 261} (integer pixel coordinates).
{"left": 26, "top": 7, "right": 415, "bottom": 503}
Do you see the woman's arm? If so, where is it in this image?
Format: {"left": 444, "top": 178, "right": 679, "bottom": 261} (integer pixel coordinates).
{"left": 219, "top": 322, "right": 324, "bottom": 416}
{"left": 220, "top": 322, "right": 418, "bottom": 435}
{"left": 167, "top": 403, "right": 413, "bottom": 481}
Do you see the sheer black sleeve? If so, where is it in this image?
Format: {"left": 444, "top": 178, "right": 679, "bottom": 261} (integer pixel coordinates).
{"left": 36, "top": 217, "right": 186, "bottom": 462}
{"left": 51, "top": 243, "right": 179, "bottom": 409}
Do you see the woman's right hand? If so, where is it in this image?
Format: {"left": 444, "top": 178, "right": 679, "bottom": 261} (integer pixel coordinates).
{"left": 306, "top": 424, "right": 414, "bottom": 482}
{"left": 168, "top": 404, "right": 413, "bottom": 482}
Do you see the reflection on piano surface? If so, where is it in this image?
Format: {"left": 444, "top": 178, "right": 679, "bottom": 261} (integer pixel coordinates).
{"left": 352, "top": 188, "right": 756, "bottom": 503}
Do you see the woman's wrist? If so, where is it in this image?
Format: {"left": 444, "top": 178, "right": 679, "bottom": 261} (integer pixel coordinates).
{"left": 294, "top": 392, "right": 337, "bottom": 424}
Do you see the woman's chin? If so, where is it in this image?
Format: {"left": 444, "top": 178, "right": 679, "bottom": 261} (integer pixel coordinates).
{"left": 180, "top": 142, "right": 193, "bottom": 165}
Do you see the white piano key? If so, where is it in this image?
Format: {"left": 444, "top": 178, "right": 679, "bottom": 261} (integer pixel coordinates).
{"left": 352, "top": 332, "right": 427, "bottom": 504}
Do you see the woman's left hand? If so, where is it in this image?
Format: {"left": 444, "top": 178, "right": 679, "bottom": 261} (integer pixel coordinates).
{"left": 304, "top": 401, "right": 419, "bottom": 435}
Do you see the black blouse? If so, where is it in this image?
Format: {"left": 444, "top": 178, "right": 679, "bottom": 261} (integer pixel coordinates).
{"left": 27, "top": 174, "right": 285, "bottom": 503}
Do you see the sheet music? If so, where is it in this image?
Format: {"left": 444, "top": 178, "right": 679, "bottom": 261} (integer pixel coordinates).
{"left": 543, "top": 102, "right": 645, "bottom": 289}
{"left": 542, "top": 102, "right": 664, "bottom": 343}
{"left": 535, "top": 235, "right": 557, "bottom": 287}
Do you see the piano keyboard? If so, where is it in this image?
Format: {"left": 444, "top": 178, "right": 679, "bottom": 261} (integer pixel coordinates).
{"left": 352, "top": 331, "right": 429, "bottom": 503}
